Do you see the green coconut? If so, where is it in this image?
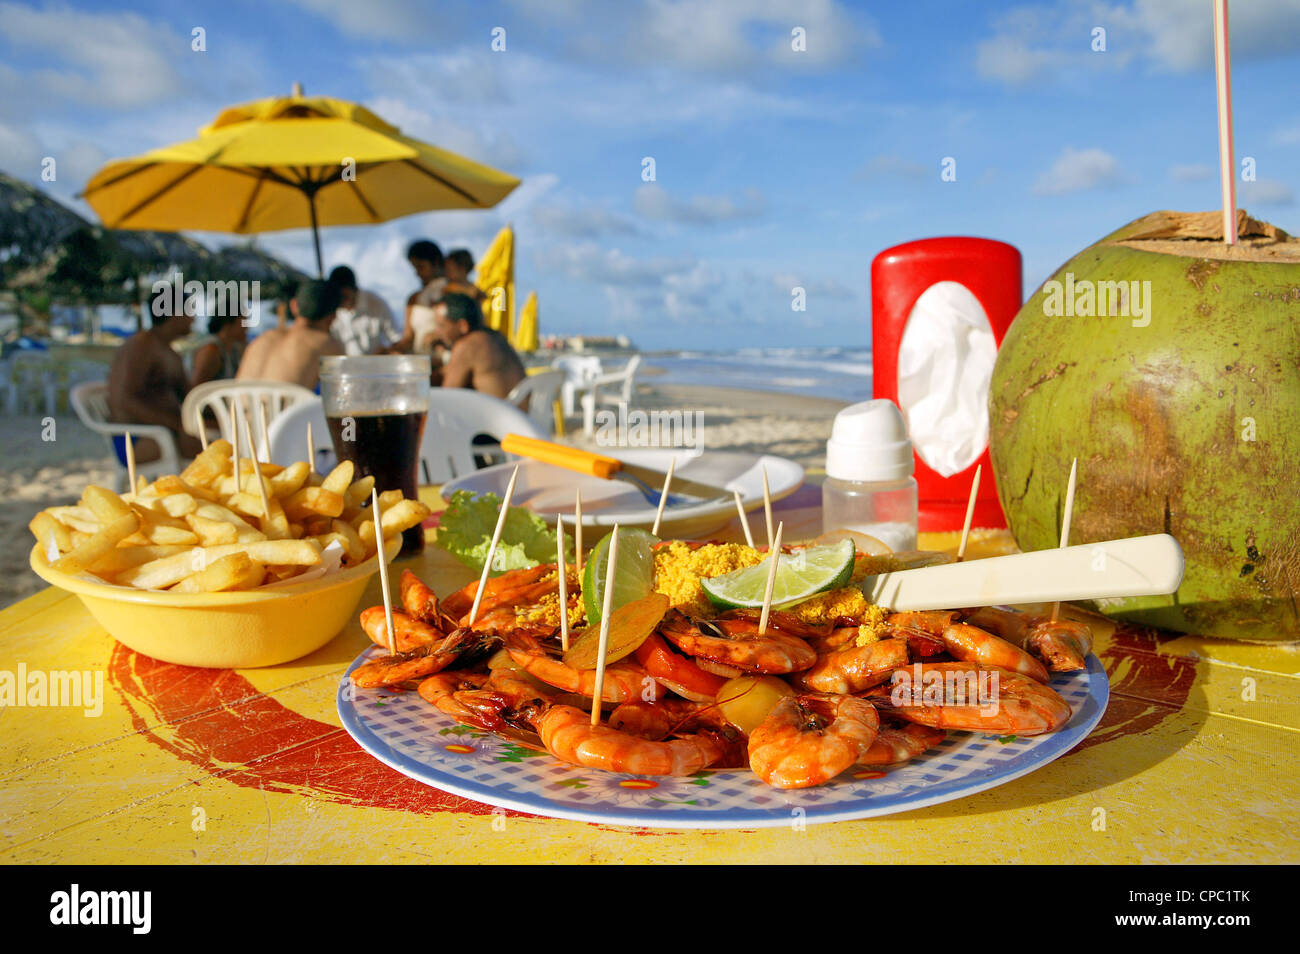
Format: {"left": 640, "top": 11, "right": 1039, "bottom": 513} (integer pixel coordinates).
{"left": 990, "top": 210, "right": 1300, "bottom": 641}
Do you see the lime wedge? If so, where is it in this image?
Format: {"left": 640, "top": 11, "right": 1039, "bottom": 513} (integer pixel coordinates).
{"left": 582, "top": 527, "right": 659, "bottom": 627}
{"left": 701, "top": 539, "right": 856, "bottom": 610}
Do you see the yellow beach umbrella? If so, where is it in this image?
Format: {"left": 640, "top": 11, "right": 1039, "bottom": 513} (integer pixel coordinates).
{"left": 476, "top": 224, "right": 514, "bottom": 341}
{"left": 515, "top": 290, "right": 539, "bottom": 352}
{"left": 80, "top": 85, "right": 520, "bottom": 276}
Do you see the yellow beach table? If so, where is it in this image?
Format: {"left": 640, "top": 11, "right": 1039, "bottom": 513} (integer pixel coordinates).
{"left": 1, "top": 483, "right": 1296, "bottom": 863}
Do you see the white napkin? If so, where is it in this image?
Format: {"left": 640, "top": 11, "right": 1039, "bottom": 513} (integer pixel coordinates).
{"left": 896, "top": 281, "right": 997, "bottom": 477}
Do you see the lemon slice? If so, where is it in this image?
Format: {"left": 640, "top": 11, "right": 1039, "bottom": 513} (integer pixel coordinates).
{"left": 581, "top": 527, "right": 659, "bottom": 626}
{"left": 701, "top": 539, "right": 855, "bottom": 610}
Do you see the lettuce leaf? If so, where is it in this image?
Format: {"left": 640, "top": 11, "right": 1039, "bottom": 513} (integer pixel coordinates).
{"left": 436, "top": 490, "right": 572, "bottom": 576}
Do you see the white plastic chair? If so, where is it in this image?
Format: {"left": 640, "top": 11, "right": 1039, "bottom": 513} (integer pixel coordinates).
{"left": 181, "top": 380, "right": 316, "bottom": 458}
{"left": 581, "top": 354, "right": 642, "bottom": 436}
{"left": 70, "top": 381, "right": 181, "bottom": 492}
{"left": 507, "top": 370, "right": 566, "bottom": 436}
{"left": 551, "top": 355, "right": 604, "bottom": 418}
{"left": 266, "top": 390, "right": 546, "bottom": 485}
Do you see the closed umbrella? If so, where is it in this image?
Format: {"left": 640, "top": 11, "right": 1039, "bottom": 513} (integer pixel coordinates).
{"left": 475, "top": 224, "right": 514, "bottom": 341}
{"left": 80, "top": 85, "right": 520, "bottom": 277}
{"left": 515, "top": 290, "right": 539, "bottom": 352}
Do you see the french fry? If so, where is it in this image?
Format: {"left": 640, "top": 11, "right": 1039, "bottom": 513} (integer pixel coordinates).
{"left": 90, "top": 544, "right": 191, "bottom": 575}
{"left": 184, "top": 514, "right": 240, "bottom": 546}
{"left": 156, "top": 493, "right": 199, "bottom": 519}
{"left": 181, "top": 440, "right": 234, "bottom": 486}
{"left": 268, "top": 461, "right": 311, "bottom": 499}
{"left": 321, "top": 461, "right": 355, "bottom": 496}
{"left": 117, "top": 540, "right": 321, "bottom": 590}
{"left": 82, "top": 486, "right": 132, "bottom": 523}
{"left": 29, "top": 512, "right": 72, "bottom": 552}
{"left": 261, "top": 497, "right": 292, "bottom": 541}
{"left": 47, "top": 506, "right": 101, "bottom": 534}
{"left": 53, "top": 512, "right": 139, "bottom": 574}
{"left": 344, "top": 475, "right": 375, "bottom": 509}
{"left": 379, "top": 498, "right": 431, "bottom": 536}
{"left": 330, "top": 518, "right": 365, "bottom": 564}
{"left": 171, "top": 552, "right": 267, "bottom": 593}
{"left": 283, "top": 487, "right": 344, "bottom": 521}
{"left": 377, "top": 489, "right": 405, "bottom": 510}
{"left": 150, "top": 474, "right": 220, "bottom": 503}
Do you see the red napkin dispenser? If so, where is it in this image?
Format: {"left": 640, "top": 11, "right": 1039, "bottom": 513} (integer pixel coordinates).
{"left": 871, "top": 236, "right": 1021, "bottom": 531}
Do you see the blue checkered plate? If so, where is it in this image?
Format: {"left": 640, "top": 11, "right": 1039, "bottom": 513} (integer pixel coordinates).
{"left": 338, "top": 651, "right": 1108, "bottom": 829}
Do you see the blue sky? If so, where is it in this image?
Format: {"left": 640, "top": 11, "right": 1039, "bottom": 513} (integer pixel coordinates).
{"left": 2, "top": 0, "right": 1298, "bottom": 349}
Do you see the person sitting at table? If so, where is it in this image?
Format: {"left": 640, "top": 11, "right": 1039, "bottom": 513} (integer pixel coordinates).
{"left": 444, "top": 248, "right": 488, "bottom": 308}
{"left": 190, "top": 312, "right": 247, "bottom": 388}
{"left": 391, "top": 239, "right": 446, "bottom": 355}
{"left": 327, "top": 265, "right": 399, "bottom": 355}
{"left": 108, "top": 282, "right": 206, "bottom": 461}
{"left": 236, "top": 280, "right": 343, "bottom": 391}
{"left": 433, "top": 292, "right": 525, "bottom": 400}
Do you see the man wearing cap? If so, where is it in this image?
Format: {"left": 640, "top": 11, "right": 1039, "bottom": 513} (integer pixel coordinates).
{"left": 237, "top": 279, "right": 344, "bottom": 391}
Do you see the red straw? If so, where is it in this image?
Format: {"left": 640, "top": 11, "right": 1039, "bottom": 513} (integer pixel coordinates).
{"left": 1213, "top": 0, "right": 1236, "bottom": 246}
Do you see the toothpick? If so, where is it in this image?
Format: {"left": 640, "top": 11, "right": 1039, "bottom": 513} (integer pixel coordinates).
{"left": 1213, "top": 0, "right": 1237, "bottom": 246}
{"left": 733, "top": 489, "right": 755, "bottom": 548}
{"left": 556, "top": 514, "right": 571, "bottom": 651}
{"left": 573, "top": 488, "right": 583, "bottom": 575}
{"left": 651, "top": 457, "right": 675, "bottom": 537}
{"left": 591, "top": 524, "right": 620, "bottom": 726}
{"left": 199, "top": 426, "right": 209, "bottom": 452}
{"left": 956, "top": 464, "right": 982, "bottom": 562}
{"left": 124, "top": 431, "right": 137, "bottom": 496}
{"left": 1050, "top": 458, "right": 1079, "bottom": 622}
{"left": 761, "top": 464, "right": 773, "bottom": 549}
{"left": 306, "top": 421, "right": 315, "bottom": 473}
{"left": 468, "top": 466, "right": 519, "bottom": 625}
{"left": 371, "top": 487, "right": 397, "bottom": 655}
{"left": 758, "top": 521, "right": 784, "bottom": 636}
{"left": 243, "top": 417, "right": 271, "bottom": 520}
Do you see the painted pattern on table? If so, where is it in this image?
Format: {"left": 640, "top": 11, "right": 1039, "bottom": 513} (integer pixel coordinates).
{"left": 109, "top": 620, "right": 1186, "bottom": 824}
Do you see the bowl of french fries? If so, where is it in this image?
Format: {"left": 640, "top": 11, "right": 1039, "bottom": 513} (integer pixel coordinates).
{"left": 28, "top": 439, "right": 430, "bottom": 669}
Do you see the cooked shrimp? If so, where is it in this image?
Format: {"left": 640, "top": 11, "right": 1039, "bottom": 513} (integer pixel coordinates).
{"left": 748, "top": 693, "right": 880, "bottom": 789}
{"left": 794, "top": 637, "right": 910, "bottom": 694}
{"left": 887, "top": 611, "right": 1049, "bottom": 683}
{"left": 504, "top": 632, "right": 661, "bottom": 703}
{"left": 870, "top": 662, "right": 1071, "bottom": 736}
{"left": 359, "top": 606, "right": 445, "bottom": 652}
{"left": 539, "top": 704, "right": 727, "bottom": 775}
{"left": 441, "top": 564, "right": 553, "bottom": 619}
{"left": 351, "top": 629, "right": 478, "bottom": 688}
{"left": 858, "top": 723, "right": 946, "bottom": 766}
{"left": 399, "top": 569, "right": 440, "bottom": 621}
{"left": 418, "top": 671, "right": 490, "bottom": 724}
{"left": 658, "top": 609, "right": 817, "bottom": 675}
{"left": 961, "top": 607, "right": 1093, "bottom": 672}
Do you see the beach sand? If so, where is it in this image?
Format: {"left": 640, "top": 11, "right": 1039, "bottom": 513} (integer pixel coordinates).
{"left": 1, "top": 381, "right": 847, "bottom": 609}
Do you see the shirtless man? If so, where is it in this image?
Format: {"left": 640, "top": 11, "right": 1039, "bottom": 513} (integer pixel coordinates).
{"left": 434, "top": 292, "right": 525, "bottom": 399}
{"left": 237, "top": 280, "right": 344, "bottom": 390}
{"left": 107, "top": 285, "right": 204, "bottom": 461}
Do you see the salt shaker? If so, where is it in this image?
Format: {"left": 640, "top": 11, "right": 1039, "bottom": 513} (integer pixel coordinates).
{"left": 822, "top": 400, "right": 918, "bottom": 551}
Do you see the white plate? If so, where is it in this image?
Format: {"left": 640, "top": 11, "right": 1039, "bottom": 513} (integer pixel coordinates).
{"left": 338, "top": 653, "right": 1109, "bottom": 830}
{"left": 440, "top": 449, "right": 804, "bottom": 540}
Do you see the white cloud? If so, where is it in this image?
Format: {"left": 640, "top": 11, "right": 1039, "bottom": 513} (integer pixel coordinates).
{"left": 856, "top": 154, "right": 930, "bottom": 181}
{"left": 366, "top": 96, "right": 528, "bottom": 171}
{"left": 0, "top": 2, "right": 187, "bottom": 108}
{"left": 1170, "top": 163, "right": 1213, "bottom": 182}
{"left": 1240, "top": 178, "right": 1296, "bottom": 206}
{"left": 530, "top": 201, "right": 641, "bottom": 238}
{"left": 634, "top": 184, "right": 765, "bottom": 225}
{"left": 1032, "top": 146, "right": 1126, "bottom": 195}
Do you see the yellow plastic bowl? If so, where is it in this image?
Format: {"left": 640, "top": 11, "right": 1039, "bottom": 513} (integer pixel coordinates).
{"left": 29, "top": 539, "right": 398, "bottom": 669}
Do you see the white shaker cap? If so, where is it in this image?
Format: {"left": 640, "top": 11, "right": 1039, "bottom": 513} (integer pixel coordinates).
{"left": 825, "top": 399, "right": 914, "bottom": 482}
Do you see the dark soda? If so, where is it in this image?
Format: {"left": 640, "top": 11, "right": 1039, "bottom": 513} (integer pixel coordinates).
{"left": 327, "top": 410, "right": 428, "bottom": 556}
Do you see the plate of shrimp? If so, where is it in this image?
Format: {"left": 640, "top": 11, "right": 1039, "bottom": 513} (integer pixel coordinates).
{"left": 337, "top": 547, "right": 1109, "bottom": 829}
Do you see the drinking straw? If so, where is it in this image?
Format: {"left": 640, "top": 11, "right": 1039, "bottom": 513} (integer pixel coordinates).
{"left": 651, "top": 458, "right": 675, "bottom": 537}
{"left": 371, "top": 488, "right": 396, "bottom": 655}
{"left": 591, "top": 524, "right": 620, "bottom": 726}
{"left": 1214, "top": 0, "right": 1236, "bottom": 245}
{"left": 1050, "top": 458, "right": 1079, "bottom": 622}
{"left": 734, "top": 489, "right": 755, "bottom": 548}
{"left": 956, "top": 465, "right": 982, "bottom": 562}
{"left": 758, "top": 521, "right": 785, "bottom": 635}
{"left": 468, "top": 466, "right": 519, "bottom": 625}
